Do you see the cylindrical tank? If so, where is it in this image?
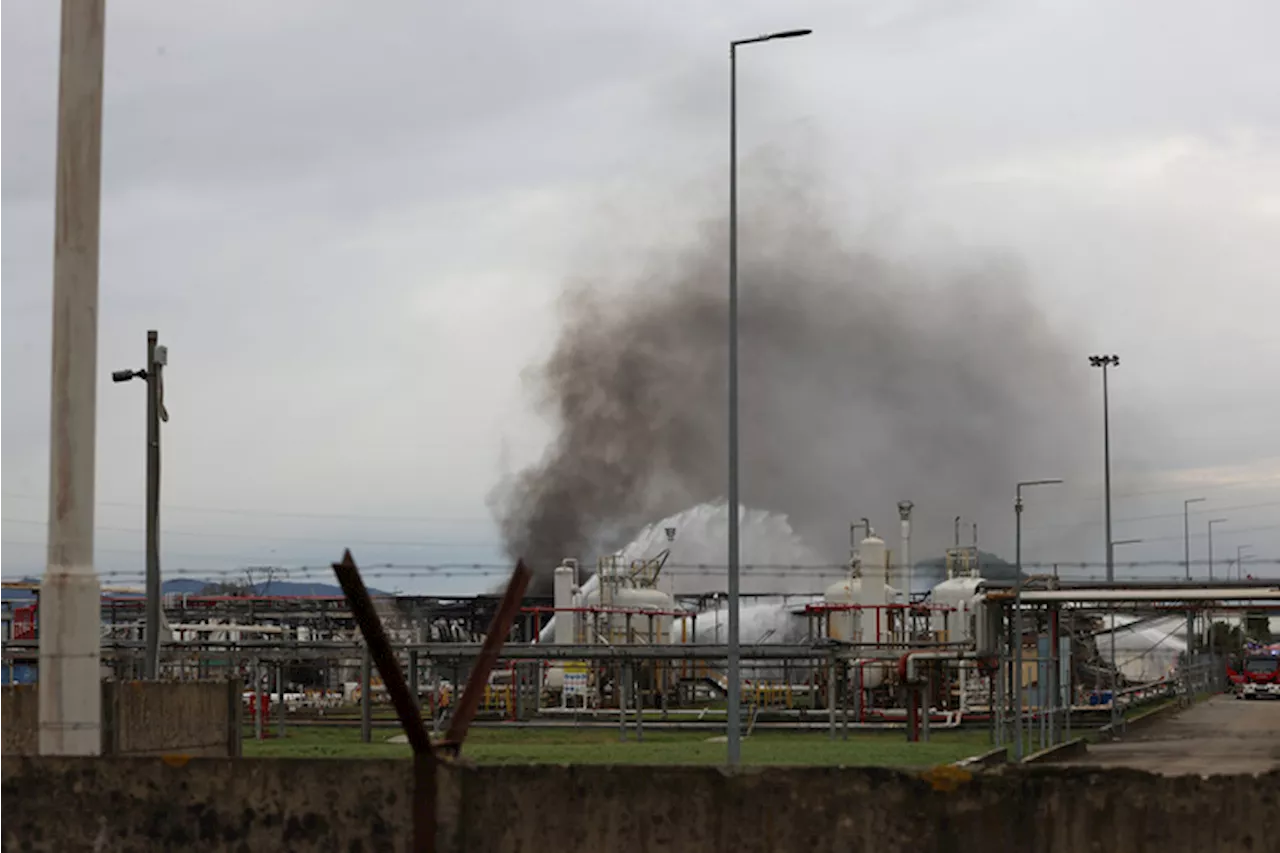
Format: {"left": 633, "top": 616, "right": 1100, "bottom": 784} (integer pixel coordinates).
{"left": 822, "top": 578, "right": 885, "bottom": 689}
{"left": 581, "top": 584, "right": 674, "bottom": 644}
{"left": 611, "top": 587, "right": 674, "bottom": 643}
{"left": 553, "top": 563, "right": 576, "bottom": 645}
{"left": 930, "top": 576, "right": 985, "bottom": 642}
{"left": 823, "top": 577, "right": 862, "bottom": 642}
{"left": 858, "top": 535, "right": 888, "bottom": 606}
{"left": 823, "top": 535, "right": 901, "bottom": 645}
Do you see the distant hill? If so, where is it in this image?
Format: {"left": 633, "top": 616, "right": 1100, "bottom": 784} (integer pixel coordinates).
{"left": 913, "top": 551, "right": 1019, "bottom": 588}
{"left": 164, "top": 579, "right": 388, "bottom": 597}
{"left": 3, "top": 576, "right": 386, "bottom": 600}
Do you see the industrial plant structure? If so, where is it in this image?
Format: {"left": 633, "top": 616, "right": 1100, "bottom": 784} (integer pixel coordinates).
{"left": 4, "top": 502, "right": 1276, "bottom": 752}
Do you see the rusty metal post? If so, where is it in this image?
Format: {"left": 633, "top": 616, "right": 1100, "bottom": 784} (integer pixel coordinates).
{"left": 442, "top": 560, "right": 531, "bottom": 747}
{"left": 334, "top": 551, "right": 432, "bottom": 754}
{"left": 360, "top": 646, "right": 372, "bottom": 745}
{"left": 334, "top": 551, "right": 435, "bottom": 852}
{"left": 333, "top": 551, "right": 531, "bottom": 853}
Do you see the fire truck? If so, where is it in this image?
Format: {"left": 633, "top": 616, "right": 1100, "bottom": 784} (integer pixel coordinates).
{"left": 1229, "top": 653, "right": 1280, "bottom": 700}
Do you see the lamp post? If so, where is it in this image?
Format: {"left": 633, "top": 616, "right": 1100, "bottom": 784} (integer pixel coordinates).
{"left": 1207, "top": 518, "right": 1226, "bottom": 581}
{"left": 1206, "top": 517, "right": 1227, "bottom": 687}
{"left": 1088, "top": 354, "right": 1121, "bottom": 734}
{"left": 1087, "top": 355, "right": 1120, "bottom": 583}
{"left": 727, "top": 27, "right": 811, "bottom": 766}
{"left": 1012, "top": 478, "right": 1062, "bottom": 761}
{"left": 112, "top": 331, "right": 169, "bottom": 679}
{"left": 1183, "top": 498, "right": 1205, "bottom": 582}
{"left": 1235, "top": 545, "right": 1251, "bottom": 582}
{"left": 1182, "top": 497, "right": 1205, "bottom": 659}
{"left": 1108, "top": 538, "right": 1142, "bottom": 730}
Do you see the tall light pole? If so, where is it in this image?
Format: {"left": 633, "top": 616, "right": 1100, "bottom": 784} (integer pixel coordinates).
{"left": 1109, "top": 537, "right": 1143, "bottom": 730}
{"left": 1235, "top": 545, "right": 1251, "bottom": 582}
{"left": 1207, "top": 518, "right": 1226, "bottom": 581}
{"left": 1182, "top": 497, "right": 1205, "bottom": 658}
{"left": 1087, "top": 355, "right": 1120, "bottom": 583}
{"left": 39, "top": 0, "right": 107, "bottom": 757}
{"left": 1183, "top": 498, "right": 1205, "bottom": 582}
{"left": 1206, "top": 517, "right": 1227, "bottom": 686}
{"left": 1012, "top": 478, "right": 1062, "bottom": 761}
{"left": 1088, "top": 355, "right": 1120, "bottom": 733}
{"left": 112, "top": 331, "right": 169, "bottom": 679}
{"left": 727, "top": 27, "right": 811, "bottom": 766}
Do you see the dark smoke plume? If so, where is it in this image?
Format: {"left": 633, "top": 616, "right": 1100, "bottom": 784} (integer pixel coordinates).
{"left": 492, "top": 177, "right": 1094, "bottom": 594}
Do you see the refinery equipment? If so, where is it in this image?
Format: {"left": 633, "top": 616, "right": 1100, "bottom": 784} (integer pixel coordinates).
{"left": 543, "top": 552, "right": 677, "bottom": 709}
{"left": 929, "top": 545, "right": 987, "bottom": 643}
{"left": 545, "top": 552, "right": 676, "bottom": 647}
{"left": 823, "top": 532, "right": 895, "bottom": 644}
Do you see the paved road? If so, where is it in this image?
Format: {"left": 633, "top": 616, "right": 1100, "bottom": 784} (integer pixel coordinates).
{"left": 1061, "top": 695, "right": 1280, "bottom": 775}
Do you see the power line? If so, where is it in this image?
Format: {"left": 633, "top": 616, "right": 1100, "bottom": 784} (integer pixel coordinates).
{"left": 0, "top": 492, "right": 497, "bottom": 525}
{"left": 0, "top": 517, "right": 499, "bottom": 549}
{"left": 6, "top": 471, "right": 1278, "bottom": 523}
{"left": 1023, "top": 500, "right": 1280, "bottom": 531}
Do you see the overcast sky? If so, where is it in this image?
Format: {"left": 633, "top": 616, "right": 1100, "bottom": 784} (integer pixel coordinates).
{"left": 3, "top": 0, "right": 1278, "bottom": 593}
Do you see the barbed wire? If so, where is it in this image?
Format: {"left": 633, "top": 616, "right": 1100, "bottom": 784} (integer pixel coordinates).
{"left": 10, "top": 557, "right": 1273, "bottom": 586}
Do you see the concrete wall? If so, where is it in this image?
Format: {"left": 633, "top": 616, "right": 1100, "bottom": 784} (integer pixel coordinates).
{"left": 3, "top": 757, "right": 1276, "bottom": 853}
{"left": 1, "top": 680, "right": 239, "bottom": 757}
{"left": 0, "top": 684, "right": 38, "bottom": 755}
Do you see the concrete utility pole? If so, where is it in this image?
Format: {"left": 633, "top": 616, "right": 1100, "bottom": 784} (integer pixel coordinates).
{"left": 726, "top": 26, "right": 811, "bottom": 767}
{"left": 113, "top": 331, "right": 169, "bottom": 678}
{"left": 39, "top": 0, "right": 107, "bottom": 756}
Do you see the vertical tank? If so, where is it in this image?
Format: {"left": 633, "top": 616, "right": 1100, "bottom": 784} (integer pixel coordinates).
{"left": 858, "top": 534, "right": 888, "bottom": 607}
{"left": 823, "top": 576, "right": 862, "bottom": 642}
{"left": 930, "top": 576, "right": 986, "bottom": 642}
{"left": 823, "top": 534, "right": 898, "bottom": 643}
{"left": 553, "top": 563, "right": 576, "bottom": 645}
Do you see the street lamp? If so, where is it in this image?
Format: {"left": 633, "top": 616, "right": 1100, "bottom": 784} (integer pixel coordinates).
{"left": 112, "top": 331, "right": 169, "bottom": 681}
{"left": 1108, "top": 537, "right": 1143, "bottom": 731}
{"left": 1182, "top": 497, "right": 1206, "bottom": 657}
{"left": 1236, "top": 545, "right": 1252, "bottom": 582}
{"left": 1087, "top": 355, "right": 1120, "bottom": 583}
{"left": 1205, "top": 517, "right": 1227, "bottom": 684}
{"left": 1207, "top": 518, "right": 1227, "bottom": 581}
{"left": 1012, "top": 478, "right": 1062, "bottom": 761}
{"left": 1182, "top": 498, "right": 1205, "bottom": 582}
{"left": 727, "top": 26, "right": 811, "bottom": 767}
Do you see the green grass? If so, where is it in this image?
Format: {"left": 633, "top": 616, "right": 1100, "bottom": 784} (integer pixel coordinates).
{"left": 241, "top": 725, "right": 991, "bottom": 767}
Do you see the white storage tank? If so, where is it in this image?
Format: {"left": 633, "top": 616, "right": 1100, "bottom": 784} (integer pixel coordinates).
{"left": 858, "top": 534, "right": 889, "bottom": 605}
{"left": 823, "top": 535, "right": 899, "bottom": 641}
{"left": 823, "top": 577, "right": 861, "bottom": 642}
{"left": 581, "top": 584, "right": 674, "bottom": 644}
{"left": 553, "top": 562, "right": 577, "bottom": 645}
{"left": 930, "top": 576, "right": 986, "bottom": 643}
